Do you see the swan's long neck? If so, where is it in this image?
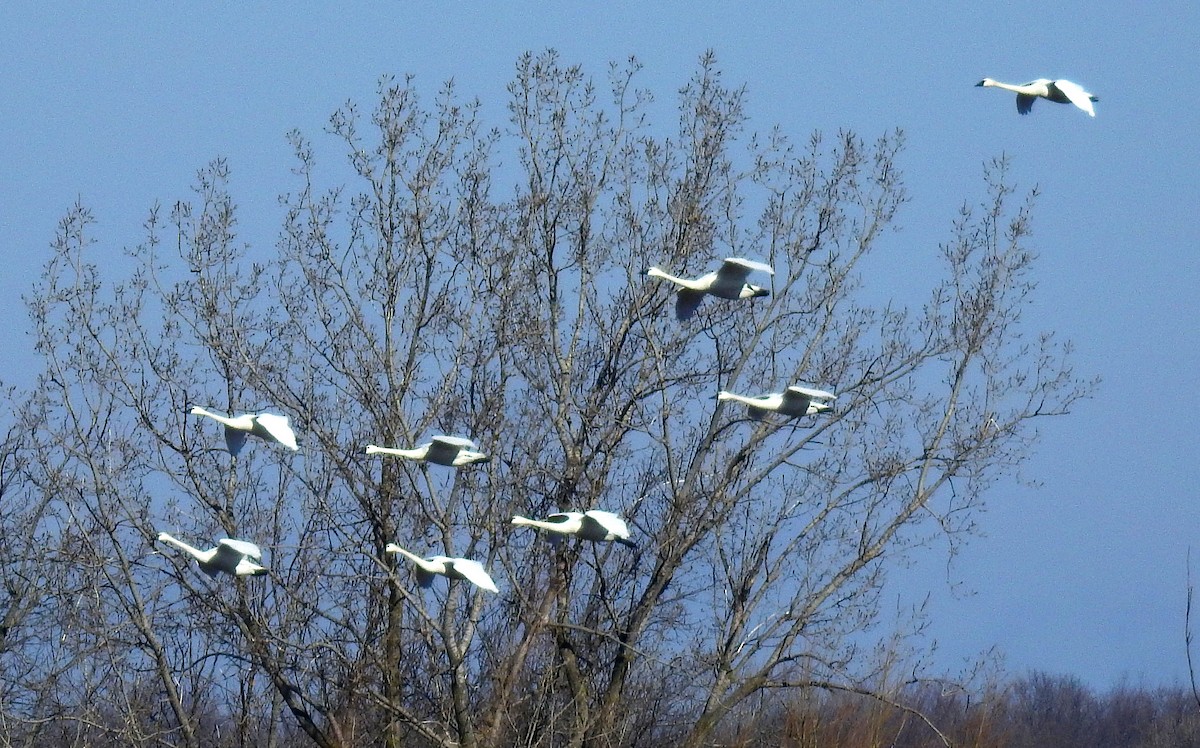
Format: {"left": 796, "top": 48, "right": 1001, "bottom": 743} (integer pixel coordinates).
{"left": 387, "top": 544, "right": 434, "bottom": 570}
{"left": 158, "top": 533, "right": 212, "bottom": 562}
{"left": 982, "top": 79, "right": 1040, "bottom": 95}
{"left": 190, "top": 407, "right": 241, "bottom": 430}
{"left": 366, "top": 445, "right": 424, "bottom": 459}
{"left": 647, "top": 266, "right": 707, "bottom": 291}
{"left": 508, "top": 518, "right": 559, "bottom": 535}
{"left": 718, "top": 391, "right": 774, "bottom": 408}
{"left": 511, "top": 513, "right": 580, "bottom": 537}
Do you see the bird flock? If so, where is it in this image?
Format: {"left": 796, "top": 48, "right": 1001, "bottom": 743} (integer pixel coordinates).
{"left": 159, "top": 255, "right": 839, "bottom": 591}
{"left": 159, "top": 73, "right": 1097, "bottom": 594}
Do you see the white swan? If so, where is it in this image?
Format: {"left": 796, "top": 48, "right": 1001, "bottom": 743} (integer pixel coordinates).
{"left": 511, "top": 510, "right": 636, "bottom": 547}
{"left": 157, "top": 532, "right": 267, "bottom": 577}
{"left": 976, "top": 78, "right": 1098, "bottom": 117}
{"left": 365, "top": 435, "right": 489, "bottom": 466}
{"left": 646, "top": 257, "right": 774, "bottom": 320}
{"left": 385, "top": 543, "right": 498, "bottom": 592}
{"left": 190, "top": 406, "right": 299, "bottom": 456}
{"left": 717, "top": 385, "right": 837, "bottom": 420}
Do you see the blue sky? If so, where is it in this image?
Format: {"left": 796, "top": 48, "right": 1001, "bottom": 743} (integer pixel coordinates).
{"left": 2, "top": 2, "right": 1197, "bottom": 688}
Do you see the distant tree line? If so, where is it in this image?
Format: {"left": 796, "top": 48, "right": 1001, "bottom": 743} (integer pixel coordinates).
{"left": 715, "top": 671, "right": 1200, "bottom": 748}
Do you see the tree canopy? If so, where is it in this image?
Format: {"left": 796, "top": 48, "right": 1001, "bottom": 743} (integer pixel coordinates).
{"left": 0, "top": 51, "right": 1091, "bottom": 748}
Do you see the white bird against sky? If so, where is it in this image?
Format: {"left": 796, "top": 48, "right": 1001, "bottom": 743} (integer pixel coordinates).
{"left": 646, "top": 257, "right": 774, "bottom": 320}
{"left": 385, "top": 543, "right": 498, "bottom": 592}
{"left": 717, "top": 385, "right": 837, "bottom": 420}
{"left": 157, "top": 532, "right": 267, "bottom": 577}
{"left": 511, "top": 509, "right": 636, "bottom": 547}
{"left": 190, "top": 406, "right": 299, "bottom": 456}
{"left": 365, "top": 435, "right": 490, "bottom": 466}
{"left": 976, "top": 77, "right": 1098, "bottom": 117}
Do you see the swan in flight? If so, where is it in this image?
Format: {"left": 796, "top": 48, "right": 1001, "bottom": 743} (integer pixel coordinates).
{"left": 157, "top": 532, "right": 267, "bottom": 577}
{"left": 646, "top": 257, "right": 774, "bottom": 320}
{"left": 190, "top": 406, "right": 299, "bottom": 456}
{"left": 976, "top": 78, "right": 1098, "bottom": 117}
{"left": 385, "top": 543, "right": 498, "bottom": 592}
{"left": 365, "top": 435, "right": 490, "bottom": 466}
{"left": 717, "top": 385, "right": 837, "bottom": 420}
{"left": 511, "top": 509, "right": 636, "bottom": 547}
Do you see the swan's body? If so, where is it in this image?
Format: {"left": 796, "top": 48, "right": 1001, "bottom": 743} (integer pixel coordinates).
{"left": 385, "top": 543, "right": 498, "bottom": 592}
{"left": 157, "top": 532, "right": 267, "bottom": 577}
{"left": 976, "top": 78, "right": 1098, "bottom": 117}
{"left": 646, "top": 257, "right": 774, "bottom": 320}
{"left": 511, "top": 510, "right": 636, "bottom": 547}
{"left": 365, "top": 435, "right": 489, "bottom": 466}
{"left": 190, "top": 406, "right": 299, "bottom": 455}
{"left": 718, "top": 385, "right": 837, "bottom": 420}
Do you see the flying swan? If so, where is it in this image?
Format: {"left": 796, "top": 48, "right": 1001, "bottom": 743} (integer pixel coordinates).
{"left": 510, "top": 510, "right": 636, "bottom": 547}
{"left": 365, "top": 435, "right": 490, "bottom": 466}
{"left": 385, "top": 543, "right": 498, "bottom": 592}
{"left": 190, "top": 406, "right": 299, "bottom": 456}
{"left": 157, "top": 532, "right": 267, "bottom": 577}
{"left": 976, "top": 78, "right": 1098, "bottom": 117}
{"left": 717, "top": 385, "right": 837, "bottom": 420}
{"left": 646, "top": 257, "right": 774, "bottom": 320}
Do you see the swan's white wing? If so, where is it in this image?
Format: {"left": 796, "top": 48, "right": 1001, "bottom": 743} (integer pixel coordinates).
{"left": 253, "top": 413, "right": 299, "bottom": 450}
{"left": 788, "top": 385, "right": 837, "bottom": 401}
{"left": 721, "top": 257, "right": 774, "bottom": 278}
{"left": 779, "top": 388, "right": 813, "bottom": 416}
{"left": 675, "top": 289, "right": 706, "bottom": 320}
{"left": 212, "top": 540, "right": 257, "bottom": 572}
{"left": 1052, "top": 79, "right": 1096, "bottom": 116}
{"left": 426, "top": 436, "right": 474, "bottom": 464}
{"left": 584, "top": 510, "right": 631, "bottom": 539}
{"left": 1015, "top": 93, "right": 1036, "bottom": 115}
{"left": 218, "top": 538, "right": 263, "bottom": 561}
{"left": 449, "top": 559, "right": 498, "bottom": 592}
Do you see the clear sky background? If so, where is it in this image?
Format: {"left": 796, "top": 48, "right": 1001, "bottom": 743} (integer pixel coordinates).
{"left": 2, "top": 2, "right": 1197, "bottom": 689}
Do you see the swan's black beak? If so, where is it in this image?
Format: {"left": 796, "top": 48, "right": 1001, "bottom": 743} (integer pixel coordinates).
{"left": 975, "top": 80, "right": 986, "bottom": 87}
{"left": 752, "top": 288, "right": 770, "bottom": 298}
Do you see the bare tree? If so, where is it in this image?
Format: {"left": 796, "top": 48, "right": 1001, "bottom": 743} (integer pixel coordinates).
{"left": 8, "top": 50, "right": 1091, "bottom": 747}
{"left": 0, "top": 387, "right": 38, "bottom": 658}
